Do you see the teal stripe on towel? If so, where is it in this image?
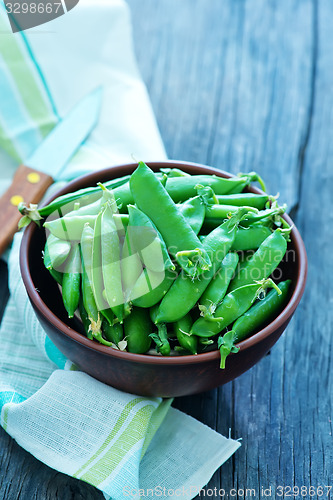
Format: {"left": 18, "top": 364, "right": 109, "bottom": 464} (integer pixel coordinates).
{"left": 45, "top": 337, "right": 68, "bottom": 370}
{"left": 0, "top": 391, "right": 26, "bottom": 412}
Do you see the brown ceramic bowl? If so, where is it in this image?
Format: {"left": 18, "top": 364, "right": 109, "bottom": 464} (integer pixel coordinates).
{"left": 20, "top": 161, "right": 307, "bottom": 397}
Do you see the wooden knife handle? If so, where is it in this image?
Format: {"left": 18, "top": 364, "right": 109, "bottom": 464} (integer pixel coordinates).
{"left": 0, "top": 165, "right": 54, "bottom": 255}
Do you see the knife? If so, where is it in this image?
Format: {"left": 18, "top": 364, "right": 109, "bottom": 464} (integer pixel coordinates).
{"left": 0, "top": 87, "right": 102, "bottom": 255}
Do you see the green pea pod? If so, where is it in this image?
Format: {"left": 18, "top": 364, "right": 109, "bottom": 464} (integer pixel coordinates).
{"left": 149, "top": 303, "right": 159, "bottom": 324}
{"left": 114, "top": 213, "right": 129, "bottom": 229}
{"left": 78, "top": 296, "right": 93, "bottom": 340}
{"left": 160, "top": 167, "right": 191, "bottom": 178}
{"left": 121, "top": 226, "right": 144, "bottom": 301}
{"left": 43, "top": 185, "right": 120, "bottom": 242}
{"left": 232, "top": 279, "right": 291, "bottom": 341}
{"left": 37, "top": 190, "right": 101, "bottom": 219}
{"left": 130, "top": 162, "right": 211, "bottom": 277}
{"left": 231, "top": 225, "right": 273, "bottom": 251}
{"left": 104, "top": 174, "right": 165, "bottom": 213}
{"left": 111, "top": 173, "right": 169, "bottom": 212}
{"left": 112, "top": 182, "right": 135, "bottom": 213}
{"left": 216, "top": 193, "right": 270, "bottom": 210}
{"left": 91, "top": 209, "right": 106, "bottom": 310}
{"left": 164, "top": 171, "right": 266, "bottom": 202}
{"left": 234, "top": 171, "right": 266, "bottom": 192}
{"left": 127, "top": 205, "right": 175, "bottom": 272}
{"left": 44, "top": 214, "right": 97, "bottom": 241}
{"left": 102, "top": 318, "right": 124, "bottom": 346}
{"left": 130, "top": 268, "right": 177, "bottom": 308}
{"left": 238, "top": 250, "right": 254, "bottom": 265}
{"left": 48, "top": 267, "right": 63, "bottom": 285}
{"left": 113, "top": 215, "right": 129, "bottom": 240}
{"left": 218, "top": 280, "right": 291, "bottom": 368}
{"left": 203, "top": 206, "right": 260, "bottom": 232}
{"left": 80, "top": 224, "right": 103, "bottom": 339}
{"left": 36, "top": 174, "right": 131, "bottom": 218}
{"left": 91, "top": 209, "right": 116, "bottom": 326}
{"left": 228, "top": 227, "right": 290, "bottom": 292}
{"left": 195, "top": 184, "right": 219, "bottom": 205}
{"left": 42, "top": 238, "right": 53, "bottom": 270}
{"left": 43, "top": 239, "right": 63, "bottom": 284}
{"left": 173, "top": 314, "right": 198, "bottom": 354}
{"left": 238, "top": 203, "right": 287, "bottom": 228}
{"left": 199, "top": 252, "right": 239, "bottom": 316}
{"left": 205, "top": 204, "right": 258, "bottom": 221}
{"left": 109, "top": 170, "right": 266, "bottom": 208}
{"left": 204, "top": 200, "right": 283, "bottom": 233}
{"left": 154, "top": 208, "right": 252, "bottom": 323}
{"left": 35, "top": 170, "right": 266, "bottom": 223}
{"left": 43, "top": 234, "right": 71, "bottom": 271}
{"left": 177, "top": 196, "right": 205, "bottom": 235}
{"left": 115, "top": 170, "right": 266, "bottom": 208}
{"left": 99, "top": 184, "right": 127, "bottom": 240}
{"left": 62, "top": 242, "right": 81, "bottom": 318}
{"left": 91, "top": 331, "right": 114, "bottom": 347}
{"left": 218, "top": 332, "right": 240, "bottom": 369}
{"left": 57, "top": 194, "right": 102, "bottom": 219}
{"left": 191, "top": 278, "right": 281, "bottom": 338}
{"left": 80, "top": 247, "right": 114, "bottom": 348}
{"left": 150, "top": 324, "right": 171, "bottom": 356}
{"left": 34, "top": 170, "right": 266, "bottom": 221}
{"left": 101, "top": 204, "right": 125, "bottom": 322}
{"left": 61, "top": 182, "right": 118, "bottom": 220}
{"left": 124, "top": 306, "right": 152, "bottom": 354}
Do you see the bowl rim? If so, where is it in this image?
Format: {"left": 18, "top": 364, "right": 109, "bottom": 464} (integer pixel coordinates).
{"left": 20, "top": 160, "right": 308, "bottom": 366}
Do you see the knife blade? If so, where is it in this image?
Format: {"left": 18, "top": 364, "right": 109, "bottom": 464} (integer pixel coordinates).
{"left": 0, "top": 87, "right": 102, "bottom": 255}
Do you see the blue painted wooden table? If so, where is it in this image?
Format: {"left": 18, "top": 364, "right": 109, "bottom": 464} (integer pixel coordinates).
{"left": 0, "top": 1, "right": 332, "bottom": 498}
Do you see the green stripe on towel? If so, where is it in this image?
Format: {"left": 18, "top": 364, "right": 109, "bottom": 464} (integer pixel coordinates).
{"left": 74, "top": 397, "right": 148, "bottom": 479}
{"left": 0, "top": 14, "right": 57, "bottom": 138}
{"left": 0, "top": 119, "right": 22, "bottom": 162}
{"left": 80, "top": 404, "right": 156, "bottom": 486}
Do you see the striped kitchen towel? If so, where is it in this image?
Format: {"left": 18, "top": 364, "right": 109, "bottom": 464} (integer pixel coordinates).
{"left": 0, "top": 0, "right": 167, "bottom": 194}
{"left": 0, "top": 1, "right": 240, "bottom": 498}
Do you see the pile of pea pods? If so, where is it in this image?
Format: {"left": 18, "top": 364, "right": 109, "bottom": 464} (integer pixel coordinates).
{"left": 38, "top": 162, "right": 292, "bottom": 368}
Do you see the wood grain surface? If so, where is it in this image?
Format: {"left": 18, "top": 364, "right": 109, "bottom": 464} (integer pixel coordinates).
{"left": 0, "top": 0, "right": 332, "bottom": 498}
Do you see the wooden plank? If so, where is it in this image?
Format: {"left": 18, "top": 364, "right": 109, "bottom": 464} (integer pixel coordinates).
{"left": 127, "top": 0, "right": 315, "bottom": 496}
{"left": 0, "top": 428, "right": 102, "bottom": 500}
{"left": 288, "top": 0, "right": 333, "bottom": 488}
{"left": 127, "top": 0, "right": 313, "bottom": 209}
